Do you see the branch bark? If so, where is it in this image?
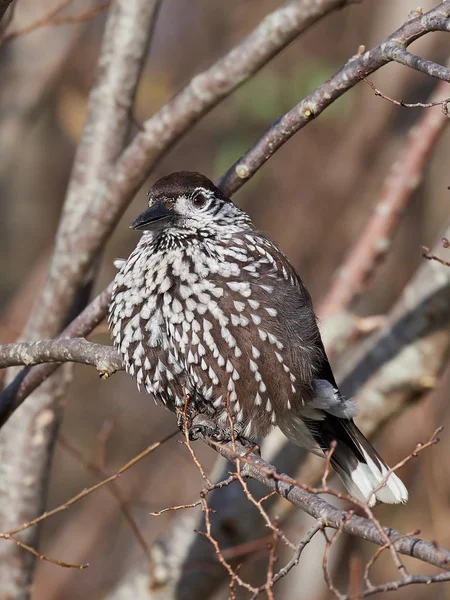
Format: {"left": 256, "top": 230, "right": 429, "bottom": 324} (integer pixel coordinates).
{"left": 0, "top": 2, "right": 159, "bottom": 598}
{"left": 21, "top": 0, "right": 354, "bottom": 342}
{"left": 0, "top": 285, "right": 114, "bottom": 427}
{"left": 211, "top": 440, "right": 450, "bottom": 571}
{"left": 24, "top": 0, "right": 161, "bottom": 340}
{"left": 0, "top": 338, "right": 122, "bottom": 374}
{"left": 0, "top": 0, "right": 13, "bottom": 24}
{"left": 319, "top": 76, "right": 450, "bottom": 320}
{"left": 1, "top": 230, "right": 447, "bottom": 599}
{"left": 2, "top": 3, "right": 450, "bottom": 598}
{"left": 217, "top": 2, "right": 450, "bottom": 196}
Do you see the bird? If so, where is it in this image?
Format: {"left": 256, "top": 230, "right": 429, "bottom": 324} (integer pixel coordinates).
{"left": 108, "top": 171, "right": 408, "bottom": 507}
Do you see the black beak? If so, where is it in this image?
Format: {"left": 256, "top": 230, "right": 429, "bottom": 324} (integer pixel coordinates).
{"left": 131, "top": 200, "right": 174, "bottom": 231}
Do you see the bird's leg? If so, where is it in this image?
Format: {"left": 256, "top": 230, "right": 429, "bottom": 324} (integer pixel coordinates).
{"left": 236, "top": 436, "right": 261, "bottom": 455}
{"left": 176, "top": 392, "right": 202, "bottom": 436}
{"left": 188, "top": 414, "right": 261, "bottom": 456}
{"left": 188, "top": 413, "right": 227, "bottom": 443}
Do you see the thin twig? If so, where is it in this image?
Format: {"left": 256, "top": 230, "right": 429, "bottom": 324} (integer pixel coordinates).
{"left": 322, "top": 515, "right": 352, "bottom": 600}
{"left": 320, "top": 76, "right": 450, "bottom": 319}
{"left": 1, "top": 431, "right": 176, "bottom": 537}
{"left": 364, "top": 78, "right": 450, "bottom": 113}
{"left": 181, "top": 420, "right": 259, "bottom": 596}
{"left": 1, "top": 533, "right": 88, "bottom": 570}
{"left": 58, "top": 432, "right": 152, "bottom": 561}
{"left": 149, "top": 502, "right": 202, "bottom": 517}
{"left": 422, "top": 238, "right": 450, "bottom": 267}
{"left": 269, "top": 522, "right": 323, "bottom": 586}
{"left": 366, "top": 427, "right": 442, "bottom": 507}
{"left": 206, "top": 437, "right": 450, "bottom": 572}
{"left": 0, "top": 1, "right": 110, "bottom": 46}
{"left": 363, "top": 530, "right": 420, "bottom": 590}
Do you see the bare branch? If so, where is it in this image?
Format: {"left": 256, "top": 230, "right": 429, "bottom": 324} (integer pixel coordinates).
{"left": 364, "top": 77, "right": 450, "bottom": 111}
{"left": 217, "top": 2, "right": 450, "bottom": 196}
{"left": 0, "top": 0, "right": 111, "bottom": 46}
{"left": 22, "top": 0, "right": 354, "bottom": 345}
{"left": 23, "top": 0, "right": 161, "bottom": 340}
{"left": 320, "top": 77, "right": 450, "bottom": 319}
{"left": 423, "top": 237, "right": 450, "bottom": 267}
{"left": 0, "top": 338, "right": 122, "bottom": 374}
{"left": 0, "top": 284, "right": 114, "bottom": 427}
{"left": 209, "top": 439, "right": 450, "bottom": 572}
{"left": 0, "top": 2, "right": 161, "bottom": 594}
{"left": 0, "top": 371, "right": 69, "bottom": 597}
{"left": 0, "top": 0, "right": 13, "bottom": 24}
{"left": 366, "top": 428, "right": 442, "bottom": 507}
{"left": 1, "top": 432, "right": 176, "bottom": 538}
{"left": 358, "top": 572, "right": 450, "bottom": 598}
{"left": 268, "top": 522, "right": 323, "bottom": 587}
{"left": 0, "top": 533, "right": 88, "bottom": 570}
{"left": 58, "top": 431, "right": 152, "bottom": 561}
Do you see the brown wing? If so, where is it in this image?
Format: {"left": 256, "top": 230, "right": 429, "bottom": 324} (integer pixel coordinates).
{"left": 165, "top": 231, "right": 324, "bottom": 438}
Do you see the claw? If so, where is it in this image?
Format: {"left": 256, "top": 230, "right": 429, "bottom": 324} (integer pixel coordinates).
{"left": 189, "top": 414, "right": 224, "bottom": 442}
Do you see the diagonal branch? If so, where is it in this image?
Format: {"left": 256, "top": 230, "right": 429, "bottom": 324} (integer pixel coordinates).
{"left": 0, "top": 2, "right": 161, "bottom": 597}
{"left": 217, "top": 2, "right": 450, "bottom": 196}
{"left": 210, "top": 439, "right": 450, "bottom": 572}
{"left": 0, "top": 0, "right": 13, "bottom": 24}
{"left": 24, "top": 0, "right": 161, "bottom": 340}
{"left": 319, "top": 76, "right": 450, "bottom": 320}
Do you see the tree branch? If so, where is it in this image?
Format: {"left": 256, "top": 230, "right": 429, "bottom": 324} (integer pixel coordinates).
{"left": 217, "top": 2, "right": 450, "bottom": 196}
{"left": 24, "top": 0, "right": 161, "bottom": 340}
{"left": 320, "top": 76, "right": 450, "bottom": 320}
{"left": 208, "top": 440, "right": 450, "bottom": 572}
{"left": 0, "top": 338, "right": 122, "bottom": 374}
{"left": 0, "top": 2, "right": 160, "bottom": 596}
{"left": 18, "top": 0, "right": 353, "bottom": 345}
{"left": 0, "top": 284, "right": 114, "bottom": 427}
{"left": 0, "top": 0, "right": 13, "bottom": 24}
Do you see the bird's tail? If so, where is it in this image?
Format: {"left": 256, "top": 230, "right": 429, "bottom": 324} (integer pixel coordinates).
{"left": 280, "top": 413, "right": 408, "bottom": 506}
{"left": 313, "top": 415, "right": 408, "bottom": 506}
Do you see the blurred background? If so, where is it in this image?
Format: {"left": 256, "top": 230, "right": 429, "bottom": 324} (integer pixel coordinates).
{"left": 1, "top": 0, "right": 450, "bottom": 598}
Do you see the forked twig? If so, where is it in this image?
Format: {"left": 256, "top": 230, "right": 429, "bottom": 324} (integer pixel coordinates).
{"left": 0, "top": 432, "right": 176, "bottom": 540}
{"left": 364, "top": 78, "right": 450, "bottom": 114}
{"left": 422, "top": 238, "right": 450, "bottom": 268}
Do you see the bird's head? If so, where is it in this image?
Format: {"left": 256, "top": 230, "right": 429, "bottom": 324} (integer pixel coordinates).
{"left": 131, "top": 171, "right": 252, "bottom": 237}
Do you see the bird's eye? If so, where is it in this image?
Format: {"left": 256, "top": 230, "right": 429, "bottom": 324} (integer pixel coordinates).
{"left": 192, "top": 192, "right": 207, "bottom": 207}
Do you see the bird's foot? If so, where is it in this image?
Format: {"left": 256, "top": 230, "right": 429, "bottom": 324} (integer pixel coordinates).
{"left": 188, "top": 414, "right": 227, "bottom": 442}
{"left": 237, "top": 437, "right": 261, "bottom": 455}
{"left": 187, "top": 415, "right": 260, "bottom": 454}
{"left": 177, "top": 411, "right": 261, "bottom": 454}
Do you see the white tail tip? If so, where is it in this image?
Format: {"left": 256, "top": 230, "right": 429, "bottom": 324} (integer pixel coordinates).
{"left": 341, "top": 461, "right": 408, "bottom": 507}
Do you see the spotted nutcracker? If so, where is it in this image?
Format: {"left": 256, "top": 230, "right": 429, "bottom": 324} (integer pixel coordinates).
{"left": 108, "top": 171, "right": 408, "bottom": 506}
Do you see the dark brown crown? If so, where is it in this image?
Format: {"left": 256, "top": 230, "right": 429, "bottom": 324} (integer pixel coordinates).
{"left": 148, "top": 171, "right": 227, "bottom": 203}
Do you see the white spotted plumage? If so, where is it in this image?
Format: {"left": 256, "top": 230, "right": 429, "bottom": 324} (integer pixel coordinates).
{"left": 108, "top": 171, "right": 408, "bottom": 506}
